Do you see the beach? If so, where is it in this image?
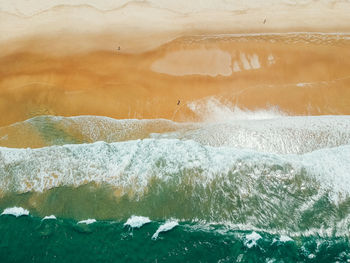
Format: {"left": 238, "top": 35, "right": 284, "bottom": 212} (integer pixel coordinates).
{"left": 1, "top": 1, "right": 350, "bottom": 262}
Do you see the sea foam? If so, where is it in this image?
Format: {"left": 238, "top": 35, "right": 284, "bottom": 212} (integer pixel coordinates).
{"left": 3, "top": 114, "right": 350, "bottom": 154}
{"left": 78, "top": 219, "right": 96, "bottom": 225}
{"left": 42, "top": 215, "right": 56, "bottom": 220}
{"left": 279, "top": 235, "right": 293, "bottom": 242}
{"left": 159, "top": 115, "right": 350, "bottom": 154}
{"left": 1, "top": 138, "right": 350, "bottom": 200}
{"left": 1, "top": 207, "right": 29, "bottom": 217}
{"left": 124, "top": 216, "right": 151, "bottom": 228}
{"left": 187, "top": 98, "right": 286, "bottom": 122}
{"left": 245, "top": 232, "right": 262, "bottom": 248}
{"left": 152, "top": 220, "right": 179, "bottom": 239}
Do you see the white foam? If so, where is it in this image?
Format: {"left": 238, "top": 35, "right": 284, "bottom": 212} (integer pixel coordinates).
{"left": 302, "top": 145, "right": 350, "bottom": 199}
{"left": 9, "top": 113, "right": 350, "bottom": 154}
{"left": 163, "top": 115, "right": 350, "bottom": 154}
{"left": 42, "top": 215, "right": 56, "bottom": 220}
{"left": 187, "top": 98, "right": 286, "bottom": 122}
{"left": 78, "top": 219, "right": 96, "bottom": 224}
{"left": 308, "top": 254, "right": 316, "bottom": 259}
{"left": 1, "top": 207, "right": 29, "bottom": 217}
{"left": 244, "top": 231, "right": 262, "bottom": 248}
{"left": 1, "top": 128, "right": 350, "bottom": 202}
{"left": 124, "top": 215, "right": 151, "bottom": 228}
{"left": 279, "top": 235, "right": 293, "bottom": 242}
{"left": 152, "top": 220, "right": 178, "bottom": 239}
{"left": 0, "top": 137, "right": 349, "bottom": 232}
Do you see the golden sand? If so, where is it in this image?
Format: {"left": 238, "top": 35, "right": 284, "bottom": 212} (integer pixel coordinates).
{"left": 1, "top": 33, "right": 350, "bottom": 127}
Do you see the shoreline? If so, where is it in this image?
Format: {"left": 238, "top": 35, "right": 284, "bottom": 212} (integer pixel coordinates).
{"left": 1, "top": 33, "right": 350, "bottom": 126}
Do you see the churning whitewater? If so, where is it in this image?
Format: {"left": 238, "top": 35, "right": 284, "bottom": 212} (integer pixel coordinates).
{"left": 1, "top": 108, "right": 350, "bottom": 262}
{"left": 1, "top": 109, "right": 350, "bottom": 237}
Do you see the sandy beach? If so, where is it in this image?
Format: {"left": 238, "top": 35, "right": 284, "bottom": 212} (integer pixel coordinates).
{"left": 1, "top": 0, "right": 350, "bottom": 126}
{"left": 1, "top": 33, "right": 350, "bottom": 126}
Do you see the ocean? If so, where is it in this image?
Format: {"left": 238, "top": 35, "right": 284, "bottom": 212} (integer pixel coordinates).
{"left": 1, "top": 112, "right": 350, "bottom": 262}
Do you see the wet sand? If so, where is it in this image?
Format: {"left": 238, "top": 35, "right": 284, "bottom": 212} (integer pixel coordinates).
{"left": 1, "top": 33, "right": 350, "bottom": 126}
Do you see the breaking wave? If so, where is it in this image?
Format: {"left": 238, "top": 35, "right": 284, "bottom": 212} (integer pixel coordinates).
{"left": 2, "top": 113, "right": 350, "bottom": 154}
{"left": 0, "top": 138, "right": 350, "bottom": 233}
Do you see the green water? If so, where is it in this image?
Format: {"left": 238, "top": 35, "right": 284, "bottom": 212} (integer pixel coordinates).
{"left": 2, "top": 116, "right": 350, "bottom": 262}
{"left": 1, "top": 215, "right": 349, "bottom": 263}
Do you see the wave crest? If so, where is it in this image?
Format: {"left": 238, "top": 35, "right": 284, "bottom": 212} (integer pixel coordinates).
{"left": 0, "top": 139, "right": 350, "bottom": 232}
